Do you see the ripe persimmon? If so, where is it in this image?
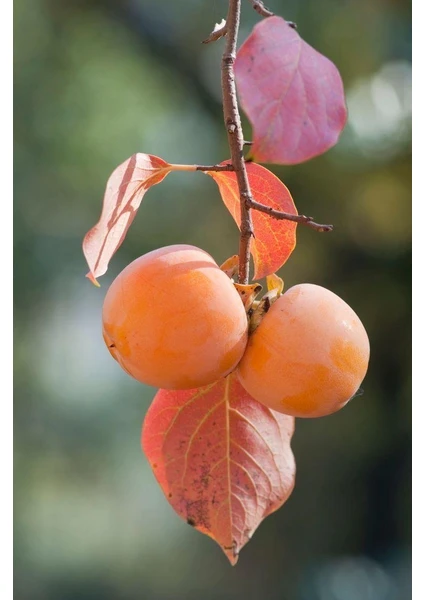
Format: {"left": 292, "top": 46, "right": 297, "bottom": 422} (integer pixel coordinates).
{"left": 102, "top": 245, "right": 248, "bottom": 389}
{"left": 237, "top": 283, "right": 370, "bottom": 418}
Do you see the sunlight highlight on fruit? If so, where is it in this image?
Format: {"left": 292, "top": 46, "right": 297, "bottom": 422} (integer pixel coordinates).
{"left": 237, "top": 284, "right": 370, "bottom": 418}
{"left": 102, "top": 245, "right": 248, "bottom": 389}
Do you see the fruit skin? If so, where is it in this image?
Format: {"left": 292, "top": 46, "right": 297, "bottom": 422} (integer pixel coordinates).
{"left": 102, "top": 245, "right": 248, "bottom": 390}
{"left": 237, "top": 284, "right": 370, "bottom": 418}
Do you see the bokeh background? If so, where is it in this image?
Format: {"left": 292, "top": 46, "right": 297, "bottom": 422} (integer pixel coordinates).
{"left": 14, "top": 0, "right": 411, "bottom": 598}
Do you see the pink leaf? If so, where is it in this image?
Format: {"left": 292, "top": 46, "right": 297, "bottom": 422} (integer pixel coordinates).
{"left": 82, "top": 153, "right": 171, "bottom": 284}
{"left": 235, "top": 16, "right": 347, "bottom": 165}
{"left": 142, "top": 373, "right": 296, "bottom": 565}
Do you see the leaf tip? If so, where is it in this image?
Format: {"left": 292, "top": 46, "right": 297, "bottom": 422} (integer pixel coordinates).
{"left": 86, "top": 272, "right": 101, "bottom": 287}
{"left": 222, "top": 545, "right": 239, "bottom": 566}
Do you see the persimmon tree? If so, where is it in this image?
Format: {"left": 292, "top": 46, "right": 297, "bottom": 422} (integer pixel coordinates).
{"left": 82, "top": 0, "right": 369, "bottom": 565}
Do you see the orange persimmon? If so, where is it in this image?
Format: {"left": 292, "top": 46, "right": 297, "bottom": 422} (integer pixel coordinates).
{"left": 102, "top": 245, "right": 248, "bottom": 389}
{"left": 238, "top": 283, "right": 370, "bottom": 418}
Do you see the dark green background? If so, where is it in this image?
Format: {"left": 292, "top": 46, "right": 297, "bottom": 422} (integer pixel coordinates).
{"left": 14, "top": 0, "right": 411, "bottom": 598}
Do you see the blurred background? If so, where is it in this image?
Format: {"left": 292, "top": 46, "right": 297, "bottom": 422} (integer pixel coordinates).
{"left": 14, "top": 0, "right": 411, "bottom": 598}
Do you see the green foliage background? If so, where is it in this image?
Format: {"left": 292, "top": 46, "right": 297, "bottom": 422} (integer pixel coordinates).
{"left": 14, "top": 0, "right": 411, "bottom": 598}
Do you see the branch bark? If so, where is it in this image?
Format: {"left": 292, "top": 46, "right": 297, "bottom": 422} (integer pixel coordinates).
{"left": 248, "top": 1, "right": 297, "bottom": 28}
{"left": 245, "top": 198, "right": 334, "bottom": 232}
{"left": 169, "top": 163, "right": 235, "bottom": 172}
{"left": 222, "top": 0, "right": 254, "bottom": 284}
{"left": 202, "top": 19, "right": 228, "bottom": 44}
{"left": 249, "top": 0, "right": 274, "bottom": 18}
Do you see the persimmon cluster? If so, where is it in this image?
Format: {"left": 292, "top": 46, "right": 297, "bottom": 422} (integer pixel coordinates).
{"left": 102, "top": 244, "right": 369, "bottom": 418}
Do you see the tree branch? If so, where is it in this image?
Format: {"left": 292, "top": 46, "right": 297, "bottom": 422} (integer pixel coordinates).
{"left": 245, "top": 196, "right": 334, "bottom": 232}
{"left": 222, "top": 0, "right": 254, "bottom": 284}
{"left": 202, "top": 19, "right": 228, "bottom": 44}
{"left": 249, "top": 0, "right": 274, "bottom": 18}
{"left": 248, "top": 1, "right": 297, "bottom": 28}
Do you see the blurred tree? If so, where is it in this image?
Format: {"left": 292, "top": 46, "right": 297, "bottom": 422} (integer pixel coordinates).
{"left": 14, "top": 0, "right": 411, "bottom": 598}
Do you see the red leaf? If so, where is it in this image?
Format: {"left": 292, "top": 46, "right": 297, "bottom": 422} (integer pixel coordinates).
{"left": 234, "top": 16, "right": 347, "bottom": 165}
{"left": 207, "top": 162, "right": 297, "bottom": 280}
{"left": 82, "top": 154, "right": 171, "bottom": 284}
{"left": 141, "top": 373, "right": 296, "bottom": 565}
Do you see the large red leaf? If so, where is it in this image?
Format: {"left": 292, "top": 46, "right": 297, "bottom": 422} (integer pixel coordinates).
{"left": 207, "top": 162, "right": 297, "bottom": 280}
{"left": 82, "top": 153, "right": 171, "bottom": 284}
{"left": 234, "top": 16, "right": 347, "bottom": 165}
{"left": 141, "top": 373, "right": 296, "bottom": 565}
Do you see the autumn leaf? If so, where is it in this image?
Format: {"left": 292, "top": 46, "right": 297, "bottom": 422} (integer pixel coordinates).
{"left": 141, "top": 373, "right": 296, "bottom": 565}
{"left": 234, "top": 16, "right": 347, "bottom": 165}
{"left": 207, "top": 162, "right": 297, "bottom": 280}
{"left": 82, "top": 153, "right": 171, "bottom": 284}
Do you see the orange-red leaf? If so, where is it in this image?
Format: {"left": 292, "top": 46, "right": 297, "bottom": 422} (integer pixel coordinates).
{"left": 141, "top": 373, "right": 296, "bottom": 565}
{"left": 207, "top": 163, "right": 297, "bottom": 280}
{"left": 82, "top": 153, "right": 171, "bottom": 284}
{"left": 234, "top": 16, "right": 347, "bottom": 165}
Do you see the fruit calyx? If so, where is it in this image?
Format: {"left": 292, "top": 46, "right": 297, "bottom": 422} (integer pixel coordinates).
{"left": 248, "top": 274, "right": 285, "bottom": 333}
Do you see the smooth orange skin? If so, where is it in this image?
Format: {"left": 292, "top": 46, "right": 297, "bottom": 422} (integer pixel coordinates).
{"left": 237, "top": 284, "right": 370, "bottom": 418}
{"left": 102, "top": 245, "right": 248, "bottom": 389}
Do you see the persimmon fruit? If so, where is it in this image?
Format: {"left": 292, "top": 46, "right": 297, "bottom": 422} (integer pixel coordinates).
{"left": 102, "top": 245, "right": 248, "bottom": 389}
{"left": 237, "top": 283, "right": 370, "bottom": 418}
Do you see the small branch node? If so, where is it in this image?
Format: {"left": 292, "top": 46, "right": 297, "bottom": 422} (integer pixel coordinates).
{"left": 249, "top": 0, "right": 274, "bottom": 18}
{"left": 248, "top": 1, "right": 296, "bottom": 29}
{"left": 241, "top": 221, "right": 255, "bottom": 237}
{"left": 222, "top": 53, "right": 236, "bottom": 65}
{"left": 202, "top": 18, "right": 228, "bottom": 44}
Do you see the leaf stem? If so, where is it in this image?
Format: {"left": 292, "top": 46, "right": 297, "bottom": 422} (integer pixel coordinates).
{"left": 169, "top": 163, "right": 235, "bottom": 172}
{"left": 222, "top": 0, "right": 254, "bottom": 285}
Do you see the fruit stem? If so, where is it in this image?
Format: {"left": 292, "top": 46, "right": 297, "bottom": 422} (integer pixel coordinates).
{"left": 221, "top": 0, "right": 254, "bottom": 285}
